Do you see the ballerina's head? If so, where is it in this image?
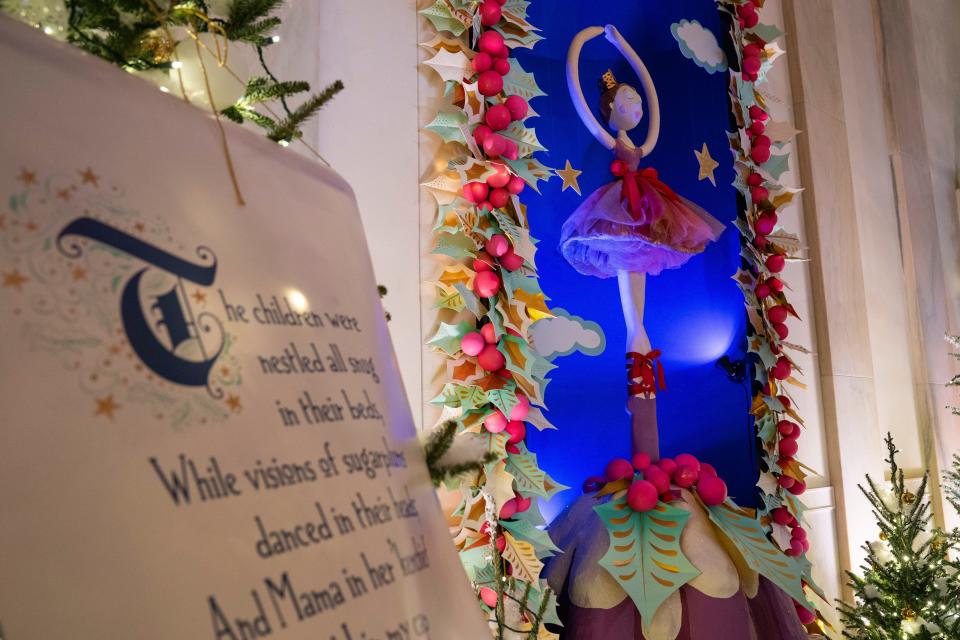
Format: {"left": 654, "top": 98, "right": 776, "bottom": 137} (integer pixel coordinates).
{"left": 598, "top": 69, "right": 643, "bottom": 133}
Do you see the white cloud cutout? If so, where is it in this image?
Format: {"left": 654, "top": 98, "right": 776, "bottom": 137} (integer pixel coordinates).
{"left": 672, "top": 19, "right": 728, "bottom": 74}
{"left": 530, "top": 308, "right": 605, "bottom": 360}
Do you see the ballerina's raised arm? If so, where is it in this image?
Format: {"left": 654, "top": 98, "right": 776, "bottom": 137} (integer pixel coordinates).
{"left": 566, "top": 24, "right": 661, "bottom": 157}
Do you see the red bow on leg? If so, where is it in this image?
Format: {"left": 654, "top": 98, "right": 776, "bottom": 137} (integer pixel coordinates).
{"left": 626, "top": 349, "right": 666, "bottom": 399}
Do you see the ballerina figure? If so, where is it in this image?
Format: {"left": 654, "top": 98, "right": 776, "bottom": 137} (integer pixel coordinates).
{"left": 543, "top": 26, "right": 812, "bottom": 640}
{"left": 561, "top": 24, "right": 724, "bottom": 456}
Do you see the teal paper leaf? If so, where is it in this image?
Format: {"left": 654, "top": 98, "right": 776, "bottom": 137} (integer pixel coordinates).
{"left": 501, "top": 517, "right": 560, "bottom": 555}
{"left": 500, "top": 121, "right": 546, "bottom": 158}
{"left": 750, "top": 23, "right": 785, "bottom": 43}
{"left": 763, "top": 153, "right": 791, "bottom": 181}
{"left": 493, "top": 24, "right": 543, "bottom": 49}
{"left": 454, "top": 282, "right": 484, "bottom": 319}
{"left": 419, "top": 0, "right": 467, "bottom": 36}
{"left": 505, "top": 443, "right": 548, "bottom": 498}
{"left": 705, "top": 500, "right": 811, "bottom": 608}
{"left": 433, "top": 231, "right": 477, "bottom": 259}
{"left": 427, "top": 321, "right": 473, "bottom": 355}
{"left": 505, "top": 157, "right": 555, "bottom": 193}
{"left": 595, "top": 496, "right": 700, "bottom": 624}
{"left": 430, "top": 382, "right": 488, "bottom": 411}
{"left": 501, "top": 59, "right": 546, "bottom": 100}
{"left": 486, "top": 384, "right": 519, "bottom": 418}
{"left": 425, "top": 110, "right": 468, "bottom": 144}
{"left": 756, "top": 414, "right": 777, "bottom": 443}
{"left": 501, "top": 0, "right": 530, "bottom": 20}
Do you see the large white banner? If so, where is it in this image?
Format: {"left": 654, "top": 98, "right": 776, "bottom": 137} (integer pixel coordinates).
{"left": 0, "top": 16, "right": 487, "bottom": 640}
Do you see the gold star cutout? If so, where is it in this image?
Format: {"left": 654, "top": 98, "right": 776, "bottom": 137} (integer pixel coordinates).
{"left": 557, "top": 159, "right": 583, "bottom": 195}
{"left": 94, "top": 395, "right": 120, "bottom": 420}
{"left": 71, "top": 266, "right": 87, "bottom": 281}
{"left": 25, "top": 221, "right": 38, "bottom": 232}
{"left": 220, "top": 366, "right": 231, "bottom": 376}
{"left": 55, "top": 187, "right": 72, "bottom": 201}
{"left": 2, "top": 269, "right": 27, "bottom": 291}
{"left": 17, "top": 169, "right": 36, "bottom": 186}
{"left": 694, "top": 142, "right": 719, "bottom": 186}
{"left": 191, "top": 289, "right": 207, "bottom": 304}
{"left": 225, "top": 394, "right": 242, "bottom": 412}
{"left": 79, "top": 167, "right": 100, "bottom": 187}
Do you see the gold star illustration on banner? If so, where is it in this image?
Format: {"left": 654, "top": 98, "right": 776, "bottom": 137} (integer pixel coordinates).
{"left": 17, "top": 168, "right": 36, "bottom": 186}
{"left": 79, "top": 167, "right": 100, "bottom": 187}
{"left": 226, "top": 394, "right": 242, "bottom": 412}
{"left": 2, "top": 269, "right": 27, "bottom": 291}
{"left": 94, "top": 395, "right": 120, "bottom": 420}
{"left": 694, "top": 142, "right": 719, "bottom": 186}
{"left": 557, "top": 160, "right": 583, "bottom": 195}
{"left": 191, "top": 289, "right": 207, "bottom": 304}
{"left": 71, "top": 266, "right": 87, "bottom": 281}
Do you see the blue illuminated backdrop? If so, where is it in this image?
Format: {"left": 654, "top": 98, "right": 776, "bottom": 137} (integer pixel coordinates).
{"left": 517, "top": 0, "right": 758, "bottom": 520}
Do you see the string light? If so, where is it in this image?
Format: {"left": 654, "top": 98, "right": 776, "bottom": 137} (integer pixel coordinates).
{"left": 271, "top": 35, "right": 280, "bottom": 43}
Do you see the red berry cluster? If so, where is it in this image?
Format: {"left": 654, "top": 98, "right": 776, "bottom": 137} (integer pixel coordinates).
{"left": 736, "top": 1, "right": 760, "bottom": 31}
{"left": 462, "top": 162, "right": 526, "bottom": 212}
{"left": 469, "top": 28, "right": 530, "bottom": 161}
{"left": 585, "top": 452, "right": 729, "bottom": 513}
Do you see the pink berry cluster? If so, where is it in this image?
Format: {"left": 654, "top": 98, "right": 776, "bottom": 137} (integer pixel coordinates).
{"left": 462, "top": 162, "right": 526, "bottom": 214}
{"left": 585, "top": 452, "right": 729, "bottom": 513}
{"left": 469, "top": 27, "right": 531, "bottom": 161}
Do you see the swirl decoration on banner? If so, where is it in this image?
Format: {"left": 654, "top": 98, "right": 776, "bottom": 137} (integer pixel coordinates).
{"left": 719, "top": 0, "right": 830, "bottom": 629}
{"left": 419, "top": 1, "right": 562, "bottom": 637}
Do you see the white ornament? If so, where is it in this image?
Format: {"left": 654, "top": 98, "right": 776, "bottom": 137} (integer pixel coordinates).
{"left": 900, "top": 617, "right": 922, "bottom": 635}
{"left": 924, "top": 620, "right": 942, "bottom": 633}
{"left": 173, "top": 32, "right": 249, "bottom": 111}
{"left": 877, "top": 486, "right": 900, "bottom": 512}
{"left": 868, "top": 540, "right": 894, "bottom": 566}
{"left": 862, "top": 583, "right": 880, "bottom": 600}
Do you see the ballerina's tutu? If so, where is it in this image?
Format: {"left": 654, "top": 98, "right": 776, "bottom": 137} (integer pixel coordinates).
{"left": 560, "top": 140, "right": 725, "bottom": 278}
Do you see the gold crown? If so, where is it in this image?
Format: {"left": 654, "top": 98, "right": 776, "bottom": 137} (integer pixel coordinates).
{"left": 600, "top": 69, "right": 618, "bottom": 90}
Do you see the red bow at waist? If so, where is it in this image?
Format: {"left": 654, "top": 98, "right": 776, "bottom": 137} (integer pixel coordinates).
{"left": 627, "top": 349, "right": 666, "bottom": 397}
{"left": 620, "top": 167, "right": 680, "bottom": 224}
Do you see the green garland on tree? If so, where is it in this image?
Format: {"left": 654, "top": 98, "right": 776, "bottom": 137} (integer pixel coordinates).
{"left": 837, "top": 433, "right": 960, "bottom": 639}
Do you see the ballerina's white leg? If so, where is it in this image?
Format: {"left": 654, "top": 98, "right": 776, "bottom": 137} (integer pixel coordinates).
{"left": 617, "top": 269, "right": 650, "bottom": 353}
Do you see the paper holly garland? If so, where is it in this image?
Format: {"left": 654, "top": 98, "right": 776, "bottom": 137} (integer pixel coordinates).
{"left": 594, "top": 495, "right": 700, "bottom": 625}
{"left": 419, "top": 1, "right": 560, "bottom": 637}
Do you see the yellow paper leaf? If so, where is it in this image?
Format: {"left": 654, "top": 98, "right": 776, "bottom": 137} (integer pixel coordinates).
{"left": 438, "top": 263, "right": 474, "bottom": 288}
{"left": 502, "top": 532, "right": 544, "bottom": 584}
{"left": 484, "top": 460, "right": 516, "bottom": 513}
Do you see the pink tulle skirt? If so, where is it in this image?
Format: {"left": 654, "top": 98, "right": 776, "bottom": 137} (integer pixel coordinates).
{"left": 560, "top": 172, "right": 724, "bottom": 278}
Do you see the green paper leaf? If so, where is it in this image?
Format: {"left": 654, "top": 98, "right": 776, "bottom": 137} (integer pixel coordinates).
{"left": 459, "top": 546, "right": 490, "bottom": 581}
{"left": 433, "top": 285, "right": 465, "bottom": 312}
{"left": 762, "top": 153, "right": 791, "bottom": 181}
{"left": 425, "top": 109, "right": 468, "bottom": 144}
{"left": 756, "top": 413, "right": 777, "bottom": 443}
{"left": 705, "top": 500, "right": 811, "bottom": 608}
{"left": 750, "top": 23, "right": 784, "bottom": 43}
{"left": 487, "top": 430, "right": 509, "bottom": 460}
{"left": 501, "top": 58, "right": 546, "bottom": 100}
{"left": 486, "top": 385, "right": 519, "bottom": 418}
{"left": 501, "top": 0, "right": 530, "bottom": 20}
{"left": 419, "top": 0, "right": 467, "bottom": 36}
{"left": 430, "top": 382, "right": 488, "bottom": 411}
{"left": 595, "top": 496, "right": 700, "bottom": 624}
{"left": 427, "top": 321, "right": 474, "bottom": 356}
{"left": 453, "top": 282, "right": 484, "bottom": 319}
{"left": 493, "top": 24, "right": 543, "bottom": 50}
{"left": 501, "top": 517, "right": 560, "bottom": 555}
{"left": 541, "top": 472, "right": 568, "bottom": 500}
{"left": 506, "top": 444, "right": 548, "bottom": 498}
{"left": 505, "top": 157, "right": 555, "bottom": 193}
{"left": 500, "top": 122, "right": 546, "bottom": 158}
{"left": 433, "top": 231, "right": 477, "bottom": 259}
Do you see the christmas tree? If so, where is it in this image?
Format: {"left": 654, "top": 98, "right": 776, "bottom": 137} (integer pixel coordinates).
{"left": 837, "top": 433, "right": 960, "bottom": 639}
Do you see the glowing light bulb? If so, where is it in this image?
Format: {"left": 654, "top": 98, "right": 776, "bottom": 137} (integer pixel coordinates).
{"left": 286, "top": 288, "right": 308, "bottom": 312}
{"left": 171, "top": 60, "right": 183, "bottom": 70}
{"left": 278, "top": 139, "right": 290, "bottom": 147}
{"left": 271, "top": 35, "right": 281, "bottom": 43}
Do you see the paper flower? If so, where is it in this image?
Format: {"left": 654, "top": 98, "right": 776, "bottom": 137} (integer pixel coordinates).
{"left": 671, "top": 20, "right": 727, "bottom": 74}
{"left": 529, "top": 308, "right": 604, "bottom": 360}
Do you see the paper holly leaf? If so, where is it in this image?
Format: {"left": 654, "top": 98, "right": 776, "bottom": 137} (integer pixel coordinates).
{"left": 438, "top": 263, "right": 474, "bottom": 288}
{"left": 524, "top": 405, "right": 556, "bottom": 431}
{"left": 419, "top": 34, "right": 470, "bottom": 54}
{"left": 453, "top": 282, "right": 484, "bottom": 319}
{"left": 501, "top": 517, "right": 559, "bottom": 555}
{"left": 427, "top": 321, "right": 473, "bottom": 355}
{"left": 705, "top": 500, "right": 811, "bottom": 608}
{"left": 493, "top": 22, "right": 544, "bottom": 50}
{"left": 484, "top": 460, "right": 516, "bottom": 514}
{"left": 433, "top": 230, "right": 477, "bottom": 259}
{"left": 434, "top": 284, "right": 465, "bottom": 312}
{"left": 756, "top": 472, "right": 779, "bottom": 496}
{"left": 505, "top": 442, "right": 548, "bottom": 497}
{"left": 424, "top": 48, "right": 470, "bottom": 84}
{"left": 762, "top": 152, "right": 791, "bottom": 180}
{"left": 771, "top": 523, "right": 794, "bottom": 552}
{"left": 542, "top": 472, "right": 567, "bottom": 501}
{"left": 771, "top": 186, "right": 802, "bottom": 209}
{"left": 425, "top": 109, "right": 469, "bottom": 144}
{"left": 430, "top": 382, "right": 488, "bottom": 411}
{"left": 595, "top": 496, "right": 700, "bottom": 624}
{"left": 486, "top": 384, "right": 519, "bottom": 417}
{"left": 422, "top": 171, "right": 463, "bottom": 204}
{"left": 501, "top": 58, "right": 546, "bottom": 101}
{"left": 756, "top": 413, "right": 776, "bottom": 443}
{"left": 500, "top": 0, "right": 530, "bottom": 21}
{"left": 500, "top": 122, "right": 546, "bottom": 158}
{"left": 419, "top": 0, "right": 467, "bottom": 36}
{"left": 486, "top": 430, "right": 509, "bottom": 460}
{"left": 502, "top": 531, "right": 544, "bottom": 584}
{"left": 750, "top": 23, "right": 784, "bottom": 43}
{"left": 448, "top": 356, "right": 479, "bottom": 382}
{"left": 765, "top": 119, "right": 800, "bottom": 144}
{"left": 505, "top": 157, "right": 555, "bottom": 193}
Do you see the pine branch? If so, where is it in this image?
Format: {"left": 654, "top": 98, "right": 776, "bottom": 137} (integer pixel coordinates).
{"left": 268, "top": 79, "right": 344, "bottom": 142}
